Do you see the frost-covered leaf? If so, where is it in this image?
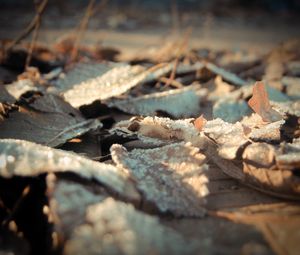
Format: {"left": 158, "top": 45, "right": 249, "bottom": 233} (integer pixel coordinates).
{"left": 111, "top": 143, "right": 208, "bottom": 217}
{"left": 0, "top": 139, "right": 139, "bottom": 202}
{"left": 248, "top": 82, "right": 283, "bottom": 123}
{"left": 0, "top": 94, "right": 102, "bottom": 147}
{"left": 272, "top": 101, "right": 300, "bottom": 117}
{"left": 203, "top": 118, "right": 248, "bottom": 160}
{"left": 282, "top": 76, "right": 300, "bottom": 100}
{"left": 276, "top": 141, "right": 300, "bottom": 170}
{"left": 55, "top": 62, "right": 206, "bottom": 108}
{"left": 5, "top": 79, "right": 40, "bottom": 100}
{"left": 110, "top": 116, "right": 201, "bottom": 146}
{"left": 213, "top": 100, "right": 251, "bottom": 123}
{"left": 107, "top": 85, "right": 207, "bottom": 118}
{"left": 46, "top": 175, "right": 108, "bottom": 243}
{"left": 55, "top": 63, "right": 146, "bottom": 107}
{"left": 64, "top": 198, "right": 198, "bottom": 255}
{"left": 249, "top": 120, "right": 285, "bottom": 144}
{"left": 205, "top": 62, "right": 247, "bottom": 86}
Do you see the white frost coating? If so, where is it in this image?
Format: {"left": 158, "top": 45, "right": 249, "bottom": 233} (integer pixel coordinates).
{"left": 48, "top": 179, "right": 106, "bottom": 238}
{"left": 203, "top": 118, "right": 248, "bottom": 159}
{"left": 276, "top": 141, "right": 300, "bottom": 169}
{"left": 111, "top": 142, "right": 208, "bottom": 217}
{"left": 57, "top": 62, "right": 206, "bottom": 108}
{"left": 5, "top": 79, "right": 39, "bottom": 99}
{"left": 110, "top": 116, "right": 204, "bottom": 147}
{"left": 0, "top": 139, "right": 139, "bottom": 201}
{"left": 64, "top": 198, "right": 198, "bottom": 255}
{"left": 62, "top": 64, "right": 145, "bottom": 107}
{"left": 107, "top": 85, "right": 206, "bottom": 118}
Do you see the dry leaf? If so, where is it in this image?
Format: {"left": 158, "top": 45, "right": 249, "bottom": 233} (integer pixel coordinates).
{"left": 194, "top": 114, "right": 207, "bottom": 131}
{"left": 215, "top": 203, "right": 300, "bottom": 255}
{"left": 205, "top": 62, "right": 247, "bottom": 86}
{"left": 0, "top": 139, "right": 139, "bottom": 202}
{"left": 203, "top": 118, "right": 248, "bottom": 160}
{"left": 242, "top": 160, "right": 300, "bottom": 200}
{"left": 5, "top": 79, "right": 40, "bottom": 100}
{"left": 107, "top": 85, "right": 207, "bottom": 118}
{"left": 276, "top": 140, "right": 300, "bottom": 170}
{"left": 64, "top": 198, "right": 198, "bottom": 255}
{"left": 213, "top": 99, "right": 251, "bottom": 123}
{"left": 46, "top": 175, "right": 108, "bottom": 244}
{"left": 58, "top": 63, "right": 145, "bottom": 108}
{"left": 111, "top": 142, "right": 208, "bottom": 217}
{"left": 249, "top": 120, "right": 285, "bottom": 144}
{"left": 110, "top": 116, "right": 202, "bottom": 147}
{"left": 0, "top": 86, "right": 15, "bottom": 103}
{"left": 0, "top": 94, "right": 102, "bottom": 147}
{"left": 248, "top": 81, "right": 283, "bottom": 123}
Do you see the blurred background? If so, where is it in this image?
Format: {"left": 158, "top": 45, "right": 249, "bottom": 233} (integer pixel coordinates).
{"left": 0, "top": 0, "right": 300, "bottom": 56}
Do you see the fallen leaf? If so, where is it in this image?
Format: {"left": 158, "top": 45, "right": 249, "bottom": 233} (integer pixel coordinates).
{"left": 107, "top": 85, "right": 207, "bottom": 118}
{"left": 5, "top": 79, "right": 40, "bottom": 100}
{"left": 214, "top": 203, "right": 300, "bottom": 255}
{"left": 205, "top": 62, "right": 247, "bottom": 86}
{"left": 111, "top": 142, "right": 208, "bottom": 217}
{"left": 276, "top": 140, "right": 300, "bottom": 170}
{"left": 110, "top": 116, "right": 201, "bottom": 147}
{"left": 64, "top": 198, "right": 199, "bottom": 255}
{"left": 248, "top": 81, "right": 283, "bottom": 123}
{"left": 203, "top": 118, "right": 249, "bottom": 160}
{"left": 213, "top": 100, "right": 251, "bottom": 123}
{"left": 194, "top": 114, "right": 207, "bottom": 131}
{"left": 0, "top": 86, "right": 15, "bottom": 103}
{"left": 0, "top": 139, "right": 139, "bottom": 202}
{"left": 46, "top": 174, "right": 108, "bottom": 246}
{"left": 0, "top": 94, "right": 102, "bottom": 147}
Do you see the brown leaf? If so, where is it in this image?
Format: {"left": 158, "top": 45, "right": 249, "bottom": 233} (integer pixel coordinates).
{"left": 242, "top": 159, "right": 300, "bottom": 200}
{"left": 194, "top": 114, "right": 207, "bottom": 131}
{"left": 214, "top": 203, "right": 300, "bottom": 255}
{"left": 248, "top": 81, "right": 283, "bottom": 123}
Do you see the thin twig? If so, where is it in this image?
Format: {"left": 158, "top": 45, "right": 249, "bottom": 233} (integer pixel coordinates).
{"left": 158, "top": 76, "right": 183, "bottom": 88}
{"left": 70, "top": 0, "right": 109, "bottom": 62}
{"left": 5, "top": 0, "right": 48, "bottom": 52}
{"left": 164, "top": 28, "right": 192, "bottom": 87}
{"left": 25, "top": 1, "right": 41, "bottom": 69}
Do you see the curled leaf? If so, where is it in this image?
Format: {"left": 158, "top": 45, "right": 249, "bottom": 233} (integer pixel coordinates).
{"left": 248, "top": 81, "right": 283, "bottom": 123}
{"left": 0, "top": 139, "right": 139, "bottom": 202}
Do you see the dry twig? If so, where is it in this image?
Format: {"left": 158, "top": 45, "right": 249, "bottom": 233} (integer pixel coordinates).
{"left": 5, "top": 0, "right": 48, "bottom": 53}
{"left": 70, "top": 0, "right": 109, "bottom": 62}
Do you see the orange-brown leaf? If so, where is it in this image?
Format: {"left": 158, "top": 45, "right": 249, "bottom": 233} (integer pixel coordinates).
{"left": 248, "top": 81, "right": 282, "bottom": 123}
{"left": 194, "top": 114, "right": 207, "bottom": 131}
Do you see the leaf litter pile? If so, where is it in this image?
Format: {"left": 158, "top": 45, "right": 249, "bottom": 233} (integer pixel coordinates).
{"left": 1, "top": 28, "right": 300, "bottom": 255}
